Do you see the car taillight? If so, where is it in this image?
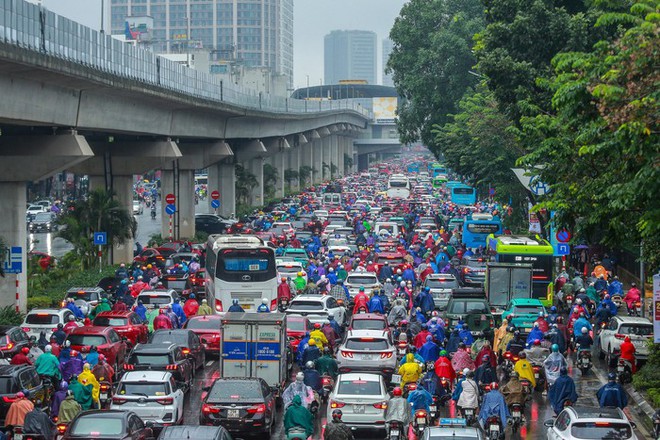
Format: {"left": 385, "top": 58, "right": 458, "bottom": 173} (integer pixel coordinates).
{"left": 380, "top": 352, "right": 393, "bottom": 359}
{"left": 21, "top": 327, "right": 30, "bottom": 333}
{"left": 202, "top": 404, "right": 220, "bottom": 414}
{"left": 373, "top": 401, "right": 388, "bottom": 410}
{"left": 165, "top": 364, "right": 178, "bottom": 370}
{"left": 246, "top": 404, "right": 266, "bottom": 414}
{"left": 340, "top": 350, "right": 353, "bottom": 358}
{"left": 156, "top": 397, "right": 174, "bottom": 405}
{"left": 123, "top": 364, "right": 134, "bottom": 370}
{"left": 56, "top": 424, "right": 67, "bottom": 434}
{"left": 100, "top": 384, "right": 110, "bottom": 392}
{"left": 322, "top": 377, "right": 332, "bottom": 386}
{"left": 181, "top": 348, "right": 190, "bottom": 355}
{"left": 215, "top": 299, "right": 223, "bottom": 312}
{"left": 270, "top": 299, "right": 278, "bottom": 311}
{"left": 2, "top": 395, "right": 17, "bottom": 403}
{"left": 615, "top": 334, "right": 625, "bottom": 340}
{"left": 111, "top": 397, "right": 126, "bottom": 405}
{"left": 330, "top": 400, "right": 345, "bottom": 408}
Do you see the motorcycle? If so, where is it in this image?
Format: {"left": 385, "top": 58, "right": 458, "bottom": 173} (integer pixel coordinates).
{"left": 429, "top": 395, "right": 439, "bottom": 422}
{"left": 150, "top": 209, "right": 156, "bottom": 220}
{"left": 462, "top": 406, "right": 476, "bottom": 425}
{"left": 286, "top": 427, "right": 308, "bottom": 440}
{"left": 485, "top": 415, "right": 503, "bottom": 440}
{"left": 628, "top": 301, "right": 642, "bottom": 317}
{"left": 653, "top": 409, "right": 660, "bottom": 439}
{"left": 616, "top": 358, "right": 633, "bottom": 384}
{"left": 438, "top": 376, "right": 453, "bottom": 394}
{"left": 519, "top": 379, "right": 532, "bottom": 397}
{"left": 502, "top": 352, "right": 518, "bottom": 377}
{"left": 278, "top": 297, "right": 290, "bottom": 312}
{"left": 509, "top": 403, "right": 524, "bottom": 434}
{"left": 532, "top": 364, "right": 546, "bottom": 391}
{"left": 403, "top": 382, "right": 417, "bottom": 398}
{"left": 611, "top": 294, "right": 623, "bottom": 309}
{"left": 412, "top": 409, "right": 428, "bottom": 437}
{"left": 320, "top": 375, "right": 334, "bottom": 403}
{"left": 387, "top": 420, "right": 405, "bottom": 440}
{"left": 99, "top": 381, "right": 112, "bottom": 407}
{"left": 577, "top": 349, "right": 592, "bottom": 375}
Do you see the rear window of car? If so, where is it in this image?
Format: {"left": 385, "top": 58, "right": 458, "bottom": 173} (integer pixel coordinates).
{"left": 425, "top": 279, "right": 459, "bottom": 289}
{"left": 66, "top": 335, "right": 107, "bottom": 347}
{"left": 137, "top": 295, "right": 172, "bottom": 306}
{"left": 185, "top": 318, "right": 218, "bottom": 330}
{"left": 71, "top": 417, "right": 124, "bottom": 436}
{"left": 117, "top": 382, "right": 169, "bottom": 397}
{"left": 25, "top": 314, "right": 59, "bottom": 325}
{"left": 618, "top": 324, "right": 652, "bottom": 336}
{"left": 345, "top": 338, "right": 389, "bottom": 350}
{"left": 130, "top": 353, "right": 172, "bottom": 366}
{"left": 66, "top": 291, "right": 96, "bottom": 301}
{"left": 150, "top": 332, "right": 188, "bottom": 346}
{"left": 290, "top": 301, "right": 324, "bottom": 311}
{"left": 448, "top": 300, "right": 489, "bottom": 315}
{"left": 93, "top": 317, "right": 128, "bottom": 327}
{"left": 513, "top": 305, "right": 544, "bottom": 315}
{"left": 337, "top": 379, "right": 381, "bottom": 395}
{"left": 208, "top": 381, "right": 262, "bottom": 402}
{"left": 0, "top": 377, "right": 16, "bottom": 394}
{"left": 351, "top": 319, "right": 386, "bottom": 331}
{"left": 570, "top": 422, "right": 632, "bottom": 439}
{"left": 287, "top": 320, "right": 308, "bottom": 332}
{"left": 346, "top": 275, "right": 378, "bottom": 285}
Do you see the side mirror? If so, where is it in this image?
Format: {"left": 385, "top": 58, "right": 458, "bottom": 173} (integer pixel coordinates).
{"left": 543, "top": 419, "right": 554, "bottom": 428}
{"left": 630, "top": 421, "right": 637, "bottom": 429}
{"left": 202, "top": 386, "right": 211, "bottom": 392}
{"left": 144, "top": 420, "right": 154, "bottom": 428}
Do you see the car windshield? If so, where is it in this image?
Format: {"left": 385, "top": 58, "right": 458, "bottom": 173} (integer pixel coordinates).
{"left": 0, "top": 377, "right": 16, "bottom": 394}
{"left": 346, "top": 276, "right": 378, "bottom": 285}
{"left": 33, "top": 213, "right": 52, "bottom": 221}
{"left": 351, "top": 319, "right": 386, "bottom": 331}
{"left": 379, "top": 256, "right": 404, "bottom": 265}
{"left": 130, "top": 353, "right": 171, "bottom": 366}
{"left": 70, "top": 417, "right": 124, "bottom": 436}
{"left": 150, "top": 332, "right": 188, "bottom": 346}
{"left": 513, "top": 305, "right": 544, "bottom": 315}
{"left": 287, "top": 320, "right": 308, "bottom": 332}
{"left": 93, "top": 317, "right": 128, "bottom": 326}
{"left": 185, "top": 318, "right": 218, "bottom": 330}
{"left": 66, "top": 291, "right": 96, "bottom": 301}
{"left": 448, "top": 300, "right": 489, "bottom": 314}
{"left": 289, "top": 301, "right": 324, "bottom": 312}
{"left": 277, "top": 266, "right": 301, "bottom": 274}
{"left": 337, "top": 379, "right": 381, "bottom": 395}
{"left": 570, "top": 422, "right": 632, "bottom": 439}
{"left": 137, "top": 295, "right": 172, "bottom": 306}
{"left": 66, "top": 335, "right": 106, "bottom": 346}
{"left": 464, "top": 258, "right": 487, "bottom": 268}
{"left": 426, "top": 279, "right": 459, "bottom": 289}
{"left": 345, "top": 339, "right": 389, "bottom": 350}
{"left": 25, "top": 314, "right": 59, "bottom": 325}
{"left": 208, "top": 381, "right": 262, "bottom": 402}
{"left": 117, "top": 382, "right": 169, "bottom": 397}
{"left": 619, "top": 325, "right": 652, "bottom": 336}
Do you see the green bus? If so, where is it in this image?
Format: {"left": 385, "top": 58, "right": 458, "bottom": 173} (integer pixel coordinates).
{"left": 432, "top": 175, "right": 447, "bottom": 188}
{"left": 487, "top": 234, "right": 554, "bottom": 306}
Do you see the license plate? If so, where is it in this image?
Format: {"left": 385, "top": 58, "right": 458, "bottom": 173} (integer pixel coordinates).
{"left": 100, "top": 393, "right": 108, "bottom": 400}
{"left": 249, "top": 264, "right": 260, "bottom": 271}
{"left": 513, "top": 411, "right": 521, "bottom": 417}
{"left": 490, "top": 425, "right": 500, "bottom": 432}
{"left": 430, "top": 405, "right": 436, "bottom": 412}
{"left": 227, "top": 409, "right": 240, "bottom": 418}
{"left": 534, "top": 373, "right": 539, "bottom": 378}
{"left": 416, "top": 417, "right": 426, "bottom": 425}
{"left": 464, "top": 409, "right": 473, "bottom": 415}
{"left": 359, "top": 354, "right": 374, "bottom": 360}
{"left": 618, "top": 366, "right": 625, "bottom": 372}
{"left": 241, "top": 304, "right": 252, "bottom": 310}
{"left": 353, "top": 404, "right": 365, "bottom": 414}
{"left": 14, "top": 435, "right": 23, "bottom": 440}
{"left": 391, "top": 374, "right": 401, "bottom": 383}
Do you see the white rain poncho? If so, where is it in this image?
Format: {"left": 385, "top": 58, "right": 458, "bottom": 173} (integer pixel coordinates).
{"left": 384, "top": 396, "right": 411, "bottom": 425}
{"left": 282, "top": 380, "right": 315, "bottom": 409}
{"left": 543, "top": 352, "right": 568, "bottom": 386}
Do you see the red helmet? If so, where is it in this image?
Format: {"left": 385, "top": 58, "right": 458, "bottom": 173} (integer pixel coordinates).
{"left": 392, "top": 387, "right": 402, "bottom": 397}
{"left": 314, "top": 322, "right": 321, "bottom": 329}
{"left": 490, "top": 382, "right": 499, "bottom": 390}
{"left": 21, "top": 347, "right": 30, "bottom": 355}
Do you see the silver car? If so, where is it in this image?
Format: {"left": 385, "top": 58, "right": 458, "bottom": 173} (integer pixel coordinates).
{"left": 345, "top": 272, "right": 381, "bottom": 296}
{"left": 337, "top": 330, "right": 397, "bottom": 376}
{"left": 327, "top": 373, "right": 389, "bottom": 433}
{"left": 424, "top": 273, "right": 460, "bottom": 310}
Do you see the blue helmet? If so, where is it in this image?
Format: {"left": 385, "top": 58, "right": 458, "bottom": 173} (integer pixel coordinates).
{"left": 424, "top": 286, "right": 431, "bottom": 293}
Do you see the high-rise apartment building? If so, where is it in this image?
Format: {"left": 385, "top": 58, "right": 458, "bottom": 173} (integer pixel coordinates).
{"left": 110, "top": 0, "right": 293, "bottom": 86}
{"left": 324, "top": 30, "right": 377, "bottom": 85}
{"left": 382, "top": 38, "right": 394, "bottom": 87}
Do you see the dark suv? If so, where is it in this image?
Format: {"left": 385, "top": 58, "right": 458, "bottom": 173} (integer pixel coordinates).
{"left": 443, "top": 289, "right": 495, "bottom": 336}
{"left": 0, "top": 326, "right": 30, "bottom": 358}
{"left": 460, "top": 256, "right": 488, "bottom": 286}
{"left": 125, "top": 344, "right": 193, "bottom": 391}
{"left": 148, "top": 330, "right": 205, "bottom": 371}
{"left": 0, "top": 365, "right": 49, "bottom": 425}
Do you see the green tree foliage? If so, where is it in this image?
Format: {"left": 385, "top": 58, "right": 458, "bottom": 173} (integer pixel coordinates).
{"left": 298, "top": 166, "right": 315, "bottom": 188}
{"left": 57, "top": 189, "right": 134, "bottom": 269}
{"left": 234, "top": 163, "right": 258, "bottom": 206}
{"left": 343, "top": 153, "right": 354, "bottom": 173}
{"left": 387, "top": 0, "right": 484, "bottom": 148}
{"left": 263, "top": 163, "right": 279, "bottom": 200}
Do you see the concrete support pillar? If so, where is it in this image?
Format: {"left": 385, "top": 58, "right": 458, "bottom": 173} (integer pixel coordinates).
{"left": 208, "top": 162, "right": 236, "bottom": 217}
{"left": 112, "top": 176, "right": 135, "bottom": 264}
{"left": 249, "top": 157, "right": 264, "bottom": 207}
{"left": 330, "top": 136, "right": 339, "bottom": 179}
{"left": 322, "top": 137, "right": 331, "bottom": 181}
{"left": 273, "top": 153, "right": 286, "bottom": 198}
{"left": 288, "top": 147, "right": 301, "bottom": 193}
{"left": 0, "top": 183, "right": 27, "bottom": 312}
{"left": 337, "top": 137, "right": 345, "bottom": 177}
{"left": 161, "top": 168, "right": 196, "bottom": 240}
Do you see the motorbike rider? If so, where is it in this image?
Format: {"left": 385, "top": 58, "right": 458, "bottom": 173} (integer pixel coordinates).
{"left": 619, "top": 336, "right": 636, "bottom": 372}
{"left": 407, "top": 379, "right": 434, "bottom": 417}
{"left": 418, "top": 335, "right": 440, "bottom": 364}
{"left": 506, "top": 330, "right": 526, "bottom": 356}
{"left": 573, "top": 313, "right": 592, "bottom": 341}
{"left": 575, "top": 326, "right": 594, "bottom": 352}
{"left": 257, "top": 298, "right": 271, "bottom": 313}
{"left": 352, "top": 287, "right": 370, "bottom": 314}
{"left": 283, "top": 394, "right": 314, "bottom": 439}
{"left": 474, "top": 354, "right": 497, "bottom": 386}
{"left": 91, "top": 354, "right": 115, "bottom": 385}
{"left": 50, "top": 381, "right": 68, "bottom": 420}
{"left": 526, "top": 323, "right": 545, "bottom": 349}
{"left": 323, "top": 409, "right": 354, "bottom": 440}
{"left": 23, "top": 403, "right": 54, "bottom": 440}
{"left": 77, "top": 363, "right": 100, "bottom": 409}
{"left": 513, "top": 352, "right": 536, "bottom": 389}
{"left": 454, "top": 369, "right": 479, "bottom": 418}
{"left": 5, "top": 390, "right": 34, "bottom": 427}
{"left": 547, "top": 323, "right": 567, "bottom": 354}
{"left": 623, "top": 283, "right": 641, "bottom": 314}
{"left": 310, "top": 323, "right": 329, "bottom": 349}
{"left": 315, "top": 348, "right": 338, "bottom": 379}
{"left": 11, "top": 347, "right": 32, "bottom": 366}
{"left": 451, "top": 342, "right": 475, "bottom": 373}
{"left": 548, "top": 367, "right": 578, "bottom": 414}
{"left": 398, "top": 353, "right": 422, "bottom": 388}
{"left": 547, "top": 306, "right": 560, "bottom": 325}
{"left": 282, "top": 372, "right": 315, "bottom": 409}
{"left": 35, "top": 344, "right": 61, "bottom": 384}
{"left": 414, "top": 286, "right": 435, "bottom": 317}
{"left": 475, "top": 341, "right": 497, "bottom": 368}
{"left": 501, "top": 371, "right": 527, "bottom": 422}
{"left": 434, "top": 350, "right": 456, "bottom": 383}
{"left": 597, "top": 373, "right": 628, "bottom": 409}
{"left": 385, "top": 387, "right": 412, "bottom": 433}
{"left": 388, "top": 299, "right": 408, "bottom": 326}
{"left": 493, "top": 319, "right": 509, "bottom": 356}
{"left": 227, "top": 298, "right": 245, "bottom": 313}
{"left": 153, "top": 309, "right": 173, "bottom": 330}
{"left": 302, "top": 338, "right": 321, "bottom": 366}
{"left": 303, "top": 361, "right": 322, "bottom": 395}
{"left": 478, "top": 382, "right": 510, "bottom": 435}
{"left": 544, "top": 344, "right": 568, "bottom": 388}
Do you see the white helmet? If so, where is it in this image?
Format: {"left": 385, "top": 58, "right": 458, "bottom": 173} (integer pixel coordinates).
{"left": 581, "top": 327, "right": 588, "bottom": 334}
{"left": 261, "top": 298, "right": 269, "bottom": 305}
{"left": 386, "top": 278, "right": 392, "bottom": 282}
{"left": 296, "top": 372, "right": 304, "bottom": 382}
{"left": 400, "top": 281, "right": 406, "bottom": 287}
{"left": 576, "top": 298, "right": 582, "bottom": 305}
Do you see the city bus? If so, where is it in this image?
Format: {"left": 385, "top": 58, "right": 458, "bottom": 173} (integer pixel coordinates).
{"left": 462, "top": 213, "right": 502, "bottom": 248}
{"left": 431, "top": 166, "right": 447, "bottom": 178}
{"left": 387, "top": 174, "right": 411, "bottom": 199}
{"left": 432, "top": 175, "right": 448, "bottom": 188}
{"left": 205, "top": 234, "right": 277, "bottom": 313}
{"left": 450, "top": 184, "right": 477, "bottom": 205}
{"left": 487, "top": 234, "right": 554, "bottom": 306}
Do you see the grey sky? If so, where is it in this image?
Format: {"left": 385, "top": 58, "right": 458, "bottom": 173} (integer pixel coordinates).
{"left": 33, "top": 0, "right": 407, "bottom": 89}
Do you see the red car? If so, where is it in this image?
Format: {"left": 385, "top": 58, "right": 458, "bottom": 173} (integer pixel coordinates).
{"left": 133, "top": 248, "right": 167, "bottom": 267}
{"left": 374, "top": 252, "right": 406, "bottom": 275}
{"left": 188, "top": 269, "right": 206, "bottom": 290}
{"left": 184, "top": 315, "right": 222, "bottom": 354}
{"left": 92, "top": 311, "right": 148, "bottom": 347}
{"left": 286, "top": 316, "right": 313, "bottom": 353}
{"left": 64, "top": 326, "right": 129, "bottom": 374}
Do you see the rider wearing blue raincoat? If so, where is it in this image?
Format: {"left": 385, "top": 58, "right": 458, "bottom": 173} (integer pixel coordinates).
{"left": 526, "top": 325, "right": 545, "bottom": 348}
{"left": 368, "top": 294, "right": 385, "bottom": 314}
{"left": 479, "top": 386, "right": 510, "bottom": 428}
{"left": 407, "top": 383, "right": 434, "bottom": 416}
{"left": 418, "top": 335, "right": 440, "bottom": 363}
{"left": 548, "top": 367, "right": 578, "bottom": 414}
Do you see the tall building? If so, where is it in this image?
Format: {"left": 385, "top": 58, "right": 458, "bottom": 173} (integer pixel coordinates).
{"left": 382, "top": 38, "right": 394, "bottom": 87}
{"left": 110, "top": 0, "right": 293, "bottom": 86}
{"left": 324, "top": 30, "right": 377, "bottom": 85}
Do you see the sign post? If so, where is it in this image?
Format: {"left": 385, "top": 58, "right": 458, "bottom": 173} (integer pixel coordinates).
{"left": 3, "top": 247, "right": 23, "bottom": 312}
{"left": 653, "top": 274, "right": 660, "bottom": 343}
{"left": 165, "top": 204, "right": 176, "bottom": 239}
{"left": 93, "top": 232, "right": 107, "bottom": 273}
{"left": 211, "top": 190, "right": 220, "bottom": 215}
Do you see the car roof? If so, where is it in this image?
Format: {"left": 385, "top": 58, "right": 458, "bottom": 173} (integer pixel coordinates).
{"left": 614, "top": 316, "right": 652, "bottom": 325}
{"left": 26, "top": 308, "right": 67, "bottom": 315}
{"left": 0, "top": 364, "right": 32, "bottom": 376}
{"left": 511, "top": 298, "right": 544, "bottom": 305}
{"left": 95, "top": 311, "right": 134, "bottom": 318}
{"left": 132, "top": 343, "right": 178, "bottom": 353}
{"left": 75, "top": 409, "right": 132, "bottom": 419}
{"left": 351, "top": 313, "right": 386, "bottom": 321}
{"left": 427, "top": 273, "right": 456, "bottom": 280}
{"left": 346, "top": 329, "right": 390, "bottom": 340}
{"left": 159, "top": 426, "right": 226, "bottom": 440}
{"left": 68, "top": 326, "right": 112, "bottom": 335}
{"left": 566, "top": 405, "right": 626, "bottom": 420}
{"left": 337, "top": 372, "right": 383, "bottom": 382}
{"left": 139, "top": 290, "right": 176, "bottom": 296}
{"left": 120, "top": 370, "right": 171, "bottom": 382}
{"left": 425, "top": 426, "right": 482, "bottom": 438}
{"left": 66, "top": 287, "right": 104, "bottom": 293}
{"left": 292, "top": 295, "right": 326, "bottom": 302}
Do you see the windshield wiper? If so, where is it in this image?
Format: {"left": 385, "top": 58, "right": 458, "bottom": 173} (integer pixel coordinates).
{"left": 129, "top": 392, "right": 149, "bottom": 397}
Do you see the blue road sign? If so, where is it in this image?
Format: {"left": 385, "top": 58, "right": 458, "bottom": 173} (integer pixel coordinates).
{"left": 93, "top": 232, "right": 107, "bottom": 246}
{"left": 211, "top": 199, "right": 220, "bottom": 209}
{"left": 2, "top": 246, "right": 23, "bottom": 274}
{"left": 165, "top": 204, "right": 176, "bottom": 215}
{"left": 489, "top": 188, "right": 495, "bottom": 196}
{"left": 557, "top": 243, "right": 570, "bottom": 256}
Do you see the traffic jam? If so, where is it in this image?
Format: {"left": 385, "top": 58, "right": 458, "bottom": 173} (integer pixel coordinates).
{"left": 1, "top": 152, "right": 651, "bottom": 440}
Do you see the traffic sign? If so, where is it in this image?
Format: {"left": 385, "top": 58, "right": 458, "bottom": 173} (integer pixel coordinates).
{"left": 2, "top": 246, "right": 23, "bottom": 274}
{"left": 165, "top": 193, "right": 176, "bottom": 204}
{"left": 93, "top": 232, "right": 107, "bottom": 246}
{"left": 489, "top": 188, "right": 495, "bottom": 196}
{"left": 165, "top": 204, "right": 176, "bottom": 215}
{"left": 211, "top": 199, "right": 220, "bottom": 209}
{"left": 211, "top": 190, "right": 220, "bottom": 200}
{"left": 556, "top": 243, "right": 570, "bottom": 256}
{"left": 556, "top": 229, "right": 571, "bottom": 243}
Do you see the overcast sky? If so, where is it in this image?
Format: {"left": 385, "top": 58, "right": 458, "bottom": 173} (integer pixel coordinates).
{"left": 32, "top": 0, "right": 406, "bottom": 89}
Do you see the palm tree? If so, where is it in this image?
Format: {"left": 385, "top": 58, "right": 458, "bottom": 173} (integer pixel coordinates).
{"left": 234, "top": 164, "right": 258, "bottom": 206}
{"left": 284, "top": 168, "right": 299, "bottom": 191}
{"left": 344, "top": 153, "right": 353, "bottom": 173}
{"left": 298, "top": 165, "right": 316, "bottom": 188}
{"left": 57, "top": 189, "right": 135, "bottom": 269}
{"left": 262, "top": 163, "right": 278, "bottom": 200}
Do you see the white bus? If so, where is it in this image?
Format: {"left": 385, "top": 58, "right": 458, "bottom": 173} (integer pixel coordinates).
{"left": 387, "top": 175, "right": 411, "bottom": 199}
{"left": 205, "top": 235, "right": 277, "bottom": 313}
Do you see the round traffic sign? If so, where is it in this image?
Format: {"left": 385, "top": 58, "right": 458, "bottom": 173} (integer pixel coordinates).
{"left": 556, "top": 229, "right": 571, "bottom": 243}
{"left": 165, "top": 204, "right": 176, "bottom": 215}
{"left": 489, "top": 188, "right": 495, "bottom": 196}
{"left": 211, "top": 190, "right": 220, "bottom": 200}
{"left": 211, "top": 199, "right": 220, "bottom": 209}
{"left": 165, "top": 193, "right": 176, "bottom": 204}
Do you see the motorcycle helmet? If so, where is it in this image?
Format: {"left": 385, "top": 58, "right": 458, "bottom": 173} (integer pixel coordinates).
{"left": 295, "top": 372, "right": 304, "bottom": 382}
{"left": 392, "top": 387, "right": 402, "bottom": 396}
{"left": 305, "top": 361, "right": 315, "bottom": 370}
{"left": 21, "top": 347, "right": 29, "bottom": 355}
{"left": 581, "top": 327, "right": 588, "bottom": 334}
{"left": 332, "top": 409, "right": 343, "bottom": 421}
{"left": 608, "top": 372, "right": 617, "bottom": 381}
{"left": 510, "top": 371, "right": 519, "bottom": 379}
{"left": 551, "top": 344, "right": 559, "bottom": 353}
{"left": 519, "top": 352, "right": 526, "bottom": 359}
{"left": 261, "top": 298, "right": 269, "bottom": 305}
{"left": 490, "top": 382, "right": 499, "bottom": 390}
{"left": 232, "top": 298, "right": 239, "bottom": 305}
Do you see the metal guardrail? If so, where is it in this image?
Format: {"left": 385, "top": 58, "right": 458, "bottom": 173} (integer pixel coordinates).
{"left": 0, "top": 0, "right": 371, "bottom": 117}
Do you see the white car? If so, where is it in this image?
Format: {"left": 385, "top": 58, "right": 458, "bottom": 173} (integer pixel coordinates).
{"left": 136, "top": 289, "right": 180, "bottom": 310}
{"left": 285, "top": 294, "right": 346, "bottom": 326}
{"left": 132, "top": 200, "right": 144, "bottom": 215}
{"left": 276, "top": 260, "right": 306, "bottom": 284}
{"left": 337, "top": 329, "right": 397, "bottom": 376}
{"left": 21, "top": 308, "right": 81, "bottom": 340}
{"left": 111, "top": 371, "right": 185, "bottom": 427}
{"left": 25, "top": 204, "right": 45, "bottom": 220}
{"left": 327, "top": 373, "right": 389, "bottom": 434}
{"left": 424, "top": 273, "right": 460, "bottom": 310}
{"left": 345, "top": 272, "right": 381, "bottom": 296}
{"left": 544, "top": 405, "right": 638, "bottom": 440}
{"left": 597, "top": 315, "right": 652, "bottom": 361}
{"left": 313, "top": 210, "right": 329, "bottom": 220}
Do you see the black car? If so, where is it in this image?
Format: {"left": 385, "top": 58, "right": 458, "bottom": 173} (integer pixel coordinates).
{"left": 158, "top": 425, "right": 234, "bottom": 440}
{"left": 200, "top": 377, "right": 275, "bottom": 438}
{"left": 29, "top": 212, "right": 58, "bottom": 233}
{"left": 62, "top": 409, "right": 154, "bottom": 440}
{"left": 125, "top": 344, "right": 193, "bottom": 390}
{"left": 0, "top": 326, "right": 30, "bottom": 358}
{"left": 460, "top": 256, "right": 488, "bottom": 286}
{"left": 196, "top": 214, "right": 232, "bottom": 235}
{"left": 97, "top": 276, "right": 121, "bottom": 296}
{"left": 148, "top": 330, "right": 205, "bottom": 371}
{"left": 0, "top": 365, "right": 49, "bottom": 425}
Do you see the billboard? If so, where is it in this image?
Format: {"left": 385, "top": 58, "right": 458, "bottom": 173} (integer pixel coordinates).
{"left": 372, "top": 97, "right": 398, "bottom": 124}
{"left": 125, "top": 16, "right": 153, "bottom": 42}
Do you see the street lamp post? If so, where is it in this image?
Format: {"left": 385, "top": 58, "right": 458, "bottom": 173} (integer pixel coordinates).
{"left": 100, "top": 0, "right": 105, "bottom": 34}
{"left": 306, "top": 75, "right": 309, "bottom": 99}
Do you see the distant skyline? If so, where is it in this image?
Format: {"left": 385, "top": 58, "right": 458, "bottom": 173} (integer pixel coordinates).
{"left": 29, "top": 0, "right": 407, "bottom": 89}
